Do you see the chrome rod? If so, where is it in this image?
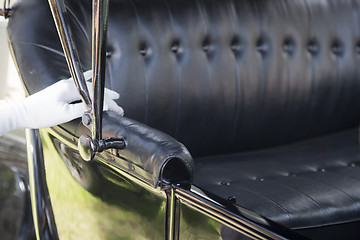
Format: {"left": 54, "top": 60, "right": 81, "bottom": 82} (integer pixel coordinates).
{"left": 26, "top": 129, "right": 59, "bottom": 240}
{"left": 48, "top": 0, "right": 92, "bottom": 112}
{"left": 92, "top": 0, "right": 109, "bottom": 140}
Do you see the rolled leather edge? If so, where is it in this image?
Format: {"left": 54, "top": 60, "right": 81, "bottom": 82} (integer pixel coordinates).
{"left": 90, "top": 111, "right": 194, "bottom": 188}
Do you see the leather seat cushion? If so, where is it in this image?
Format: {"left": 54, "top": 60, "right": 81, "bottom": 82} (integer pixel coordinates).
{"left": 194, "top": 128, "right": 360, "bottom": 230}
{"left": 8, "top": 0, "right": 360, "bottom": 157}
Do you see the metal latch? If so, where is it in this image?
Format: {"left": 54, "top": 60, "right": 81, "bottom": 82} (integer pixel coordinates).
{"left": 79, "top": 111, "right": 125, "bottom": 161}
{"left": 78, "top": 134, "right": 125, "bottom": 162}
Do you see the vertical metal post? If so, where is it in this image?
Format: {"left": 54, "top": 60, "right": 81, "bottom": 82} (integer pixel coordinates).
{"left": 49, "top": 0, "right": 119, "bottom": 162}
{"left": 92, "top": 0, "right": 109, "bottom": 141}
{"left": 166, "top": 187, "right": 180, "bottom": 240}
{"left": 48, "top": 0, "right": 92, "bottom": 112}
{"left": 26, "top": 129, "right": 59, "bottom": 240}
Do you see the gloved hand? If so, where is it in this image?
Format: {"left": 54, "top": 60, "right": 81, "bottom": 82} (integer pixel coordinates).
{"left": 0, "top": 70, "right": 124, "bottom": 136}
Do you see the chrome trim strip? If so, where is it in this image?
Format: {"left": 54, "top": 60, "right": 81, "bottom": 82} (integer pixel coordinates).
{"left": 165, "top": 188, "right": 180, "bottom": 240}
{"left": 48, "top": 126, "right": 307, "bottom": 240}
{"left": 91, "top": 0, "right": 109, "bottom": 141}
{"left": 47, "top": 127, "right": 161, "bottom": 193}
{"left": 48, "top": 0, "right": 92, "bottom": 111}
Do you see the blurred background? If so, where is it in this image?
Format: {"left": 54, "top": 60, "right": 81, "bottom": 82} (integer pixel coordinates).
{"left": 0, "top": 17, "right": 23, "bottom": 99}
{"left": 0, "top": 16, "right": 25, "bottom": 137}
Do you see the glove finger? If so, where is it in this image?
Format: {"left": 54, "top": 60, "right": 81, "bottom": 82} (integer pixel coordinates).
{"left": 56, "top": 79, "right": 82, "bottom": 103}
{"left": 64, "top": 102, "right": 87, "bottom": 122}
{"left": 104, "top": 88, "right": 120, "bottom": 99}
{"left": 62, "top": 70, "right": 92, "bottom": 102}
{"left": 105, "top": 96, "right": 124, "bottom": 116}
{"left": 85, "top": 81, "right": 120, "bottom": 100}
{"left": 83, "top": 70, "right": 92, "bottom": 81}
{"left": 103, "top": 99, "right": 109, "bottom": 112}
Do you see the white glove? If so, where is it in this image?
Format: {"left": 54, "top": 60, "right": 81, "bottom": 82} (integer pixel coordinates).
{"left": 0, "top": 70, "right": 124, "bottom": 136}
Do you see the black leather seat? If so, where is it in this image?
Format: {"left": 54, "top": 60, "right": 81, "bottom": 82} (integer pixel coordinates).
{"left": 195, "top": 128, "right": 360, "bottom": 229}
{"left": 7, "top": 0, "right": 360, "bottom": 239}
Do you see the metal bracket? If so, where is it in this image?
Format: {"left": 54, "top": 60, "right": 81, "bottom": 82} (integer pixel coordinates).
{"left": 0, "top": 0, "right": 12, "bottom": 18}
{"left": 78, "top": 134, "right": 125, "bottom": 161}
{"left": 49, "top": 0, "right": 124, "bottom": 161}
{"left": 79, "top": 111, "right": 125, "bottom": 161}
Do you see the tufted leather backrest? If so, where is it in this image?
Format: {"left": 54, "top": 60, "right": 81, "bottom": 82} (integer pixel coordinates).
{"left": 8, "top": 0, "right": 360, "bottom": 157}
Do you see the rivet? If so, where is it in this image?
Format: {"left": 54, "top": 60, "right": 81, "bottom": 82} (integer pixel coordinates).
{"left": 82, "top": 112, "right": 92, "bottom": 126}
{"left": 106, "top": 51, "right": 112, "bottom": 58}
{"left": 220, "top": 181, "right": 230, "bottom": 186}
{"left": 319, "top": 168, "right": 325, "bottom": 172}
{"left": 228, "top": 196, "right": 237, "bottom": 203}
{"left": 350, "top": 163, "right": 356, "bottom": 167}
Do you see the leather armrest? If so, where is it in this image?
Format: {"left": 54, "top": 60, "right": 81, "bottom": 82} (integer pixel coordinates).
{"left": 77, "top": 112, "right": 194, "bottom": 188}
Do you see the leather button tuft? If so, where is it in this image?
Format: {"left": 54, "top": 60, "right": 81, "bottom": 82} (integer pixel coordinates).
{"left": 307, "top": 40, "right": 319, "bottom": 55}
{"left": 332, "top": 41, "right": 343, "bottom": 56}
{"left": 106, "top": 51, "right": 112, "bottom": 58}
{"left": 220, "top": 181, "right": 231, "bottom": 186}
{"left": 202, "top": 37, "right": 211, "bottom": 53}
{"left": 171, "top": 40, "right": 180, "bottom": 54}
{"left": 283, "top": 38, "right": 295, "bottom": 54}
{"left": 139, "top": 48, "right": 147, "bottom": 56}
{"left": 203, "top": 44, "right": 210, "bottom": 52}
{"left": 231, "top": 36, "right": 242, "bottom": 55}
{"left": 356, "top": 43, "right": 360, "bottom": 54}
{"left": 231, "top": 44, "right": 241, "bottom": 52}
{"left": 256, "top": 38, "right": 268, "bottom": 55}
{"left": 139, "top": 42, "right": 148, "bottom": 56}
